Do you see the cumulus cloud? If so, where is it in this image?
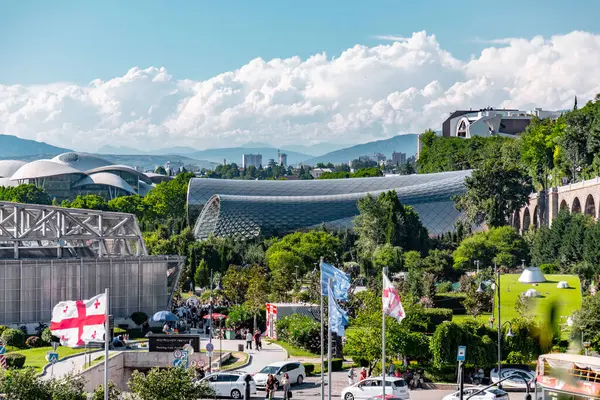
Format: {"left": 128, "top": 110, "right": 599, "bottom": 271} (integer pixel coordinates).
{"left": 1, "top": 30, "right": 600, "bottom": 152}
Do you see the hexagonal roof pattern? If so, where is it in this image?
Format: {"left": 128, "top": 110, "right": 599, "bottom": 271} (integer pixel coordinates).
{"left": 51, "top": 152, "right": 112, "bottom": 171}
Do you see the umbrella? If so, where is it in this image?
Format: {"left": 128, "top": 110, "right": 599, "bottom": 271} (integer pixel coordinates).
{"left": 152, "top": 311, "right": 179, "bottom": 322}
{"left": 203, "top": 313, "right": 227, "bottom": 320}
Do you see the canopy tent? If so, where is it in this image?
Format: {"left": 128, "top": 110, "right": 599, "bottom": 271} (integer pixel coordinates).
{"left": 557, "top": 281, "right": 570, "bottom": 289}
{"left": 524, "top": 288, "right": 541, "bottom": 298}
{"left": 518, "top": 267, "right": 546, "bottom": 283}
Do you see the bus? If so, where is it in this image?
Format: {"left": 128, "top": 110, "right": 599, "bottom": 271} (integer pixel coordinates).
{"left": 536, "top": 353, "right": 600, "bottom": 400}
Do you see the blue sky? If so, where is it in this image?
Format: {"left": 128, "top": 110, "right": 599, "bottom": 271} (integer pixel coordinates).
{"left": 1, "top": 0, "right": 599, "bottom": 85}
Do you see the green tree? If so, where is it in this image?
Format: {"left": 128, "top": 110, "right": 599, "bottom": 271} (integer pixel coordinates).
{"left": 143, "top": 172, "right": 195, "bottom": 228}
{"left": 430, "top": 321, "right": 496, "bottom": 368}
{"left": 453, "top": 226, "right": 528, "bottom": 270}
{"left": 244, "top": 265, "right": 269, "bottom": 331}
{"left": 0, "top": 368, "right": 52, "bottom": 399}
{"left": 63, "top": 194, "right": 108, "bottom": 210}
{"left": 107, "top": 195, "right": 146, "bottom": 218}
{"left": 266, "top": 250, "right": 302, "bottom": 300}
{"left": 222, "top": 265, "right": 251, "bottom": 304}
{"left": 0, "top": 184, "right": 52, "bottom": 205}
{"left": 372, "top": 244, "right": 403, "bottom": 273}
{"left": 128, "top": 367, "right": 214, "bottom": 400}
{"left": 571, "top": 294, "right": 600, "bottom": 351}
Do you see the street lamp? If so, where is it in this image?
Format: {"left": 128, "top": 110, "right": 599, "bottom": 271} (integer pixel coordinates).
{"left": 475, "top": 260, "right": 480, "bottom": 274}
{"left": 476, "top": 282, "right": 486, "bottom": 293}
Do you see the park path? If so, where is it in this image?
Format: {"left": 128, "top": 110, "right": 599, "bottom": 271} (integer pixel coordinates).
{"left": 40, "top": 336, "right": 287, "bottom": 380}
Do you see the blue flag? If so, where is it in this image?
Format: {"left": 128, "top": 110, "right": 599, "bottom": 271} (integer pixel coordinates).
{"left": 328, "top": 281, "right": 349, "bottom": 337}
{"left": 320, "top": 261, "right": 350, "bottom": 301}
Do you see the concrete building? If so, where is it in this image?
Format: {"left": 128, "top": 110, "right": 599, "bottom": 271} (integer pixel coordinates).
{"left": 373, "top": 153, "right": 386, "bottom": 163}
{"left": 442, "top": 107, "right": 562, "bottom": 139}
{"left": 278, "top": 151, "right": 288, "bottom": 167}
{"left": 309, "top": 167, "right": 333, "bottom": 179}
{"left": 242, "top": 153, "right": 263, "bottom": 169}
{"left": 392, "top": 152, "right": 407, "bottom": 166}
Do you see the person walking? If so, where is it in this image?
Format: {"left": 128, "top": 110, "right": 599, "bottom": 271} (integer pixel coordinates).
{"left": 254, "top": 330, "right": 261, "bottom": 351}
{"left": 359, "top": 367, "right": 367, "bottom": 381}
{"left": 347, "top": 366, "right": 355, "bottom": 385}
{"left": 282, "top": 372, "right": 291, "bottom": 399}
{"left": 246, "top": 330, "right": 253, "bottom": 350}
{"left": 266, "top": 374, "right": 276, "bottom": 400}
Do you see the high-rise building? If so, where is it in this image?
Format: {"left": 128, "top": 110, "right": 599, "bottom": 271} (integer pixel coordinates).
{"left": 242, "top": 154, "right": 263, "bottom": 169}
{"left": 278, "top": 151, "right": 288, "bottom": 167}
{"left": 373, "top": 153, "right": 386, "bottom": 163}
{"left": 392, "top": 151, "right": 406, "bottom": 166}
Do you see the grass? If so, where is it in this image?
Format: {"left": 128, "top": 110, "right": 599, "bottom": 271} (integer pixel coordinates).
{"left": 265, "top": 340, "right": 319, "bottom": 358}
{"left": 220, "top": 351, "right": 249, "bottom": 371}
{"left": 8, "top": 346, "right": 86, "bottom": 373}
{"left": 452, "top": 274, "right": 582, "bottom": 330}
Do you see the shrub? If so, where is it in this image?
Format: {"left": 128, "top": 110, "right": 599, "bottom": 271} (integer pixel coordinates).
{"left": 423, "top": 365, "right": 457, "bottom": 383}
{"left": 130, "top": 312, "right": 148, "bottom": 327}
{"left": 331, "top": 358, "right": 343, "bottom": 371}
{"left": 302, "top": 363, "right": 315, "bottom": 375}
{"left": 2, "top": 328, "right": 26, "bottom": 348}
{"left": 41, "top": 327, "right": 59, "bottom": 345}
{"left": 5, "top": 353, "right": 26, "bottom": 369}
{"left": 18, "top": 326, "right": 28, "bottom": 336}
{"left": 276, "top": 314, "right": 320, "bottom": 354}
{"left": 92, "top": 381, "right": 122, "bottom": 400}
{"left": 505, "top": 351, "right": 529, "bottom": 364}
{"left": 539, "top": 263, "right": 559, "bottom": 274}
{"left": 25, "top": 336, "right": 44, "bottom": 348}
{"left": 0, "top": 325, "right": 8, "bottom": 336}
{"left": 422, "top": 308, "right": 453, "bottom": 332}
{"left": 436, "top": 281, "right": 453, "bottom": 294}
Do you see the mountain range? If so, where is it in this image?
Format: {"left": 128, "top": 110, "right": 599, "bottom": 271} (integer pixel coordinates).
{"left": 0, "top": 133, "right": 419, "bottom": 168}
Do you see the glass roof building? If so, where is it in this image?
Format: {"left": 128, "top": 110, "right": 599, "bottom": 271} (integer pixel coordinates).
{"left": 188, "top": 170, "right": 471, "bottom": 240}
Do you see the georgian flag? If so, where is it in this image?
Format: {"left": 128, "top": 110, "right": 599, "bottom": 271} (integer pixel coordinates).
{"left": 382, "top": 273, "right": 405, "bottom": 323}
{"left": 50, "top": 293, "right": 107, "bottom": 347}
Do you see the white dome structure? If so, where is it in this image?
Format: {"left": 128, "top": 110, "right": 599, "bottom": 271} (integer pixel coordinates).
{"left": 518, "top": 266, "right": 546, "bottom": 283}
{"left": 524, "top": 288, "right": 541, "bottom": 298}
{"left": 0, "top": 160, "right": 27, "bottom": 178}
{"left": 10, "top": 160, "right": 85, "bottom": 181}
{"left": 51, "top": 152, "right": 112, "bottom": 171}
{"left": 557, "top": 281, "right": 570, "bottom": 289}
{"left": 73, "top": 173, "right": 136, "bottom": 194}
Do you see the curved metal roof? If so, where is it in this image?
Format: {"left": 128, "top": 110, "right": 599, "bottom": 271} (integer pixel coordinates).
{"left": 51, "top": 152, "right": 112, "bottom": 171}
{"left": 0, "top": 160, "right": 27, "bottom": 178}
{"left": 73, "top": 172, "right": 136, "bottom": 194}
{"left": 10, "top": 160, "right": 86, "bottom": 181}
{"left": 145, "top": 172, "right": 174, "bottom": 184}
{"left": 191, "top": 170, "right": 470, "bottom": 240}
{"left": 0, "top": 177, "right": 19, "bottom": 187}
{"left": 85, "top": 164, "right": 152, "bottom": 184}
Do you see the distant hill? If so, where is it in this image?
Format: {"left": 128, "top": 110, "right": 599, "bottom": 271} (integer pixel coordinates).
{"left": 283, "top": 142, "right": 351, "bottom": 157}
{"left": 98, "top": 154, "right": 217, "bottom": 171}
{"left": 98, "top": 145, "right": 200, "bottom": 155}
{"left": 188, "top": 147, "right": 312, "bottom": 165}
{"left": 0, "top": 134, "right": 71, "bottom": 158}
{"left": 305, "top": 134, "right": 419, "bottom": 165}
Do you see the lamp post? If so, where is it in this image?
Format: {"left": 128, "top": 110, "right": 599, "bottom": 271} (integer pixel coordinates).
{"left": 475, "top": 260, "right": 480, "bottom": 275}
{"left": 209, "top": 268, "right": 213, "bottom": 372}
{"left": 497, "top": 321, "right": 515, "bottom": 389}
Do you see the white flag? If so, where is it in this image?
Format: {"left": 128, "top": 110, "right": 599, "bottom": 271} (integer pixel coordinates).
{"left": 382, "top": 273, "right": 405, "bottom": 323}
{"left": 50, "top": 293, "right": 107, "bottom": 347}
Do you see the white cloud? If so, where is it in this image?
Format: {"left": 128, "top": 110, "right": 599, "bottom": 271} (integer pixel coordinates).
{"left": 1, "top": 30, "right": 600, "bottom": 152}
{"left": 372, "top": 35, "right": 411, "bottom": 42}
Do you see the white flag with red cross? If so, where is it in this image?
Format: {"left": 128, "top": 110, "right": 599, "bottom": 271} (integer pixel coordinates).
{"left": 382, "top": 273, "right": 405, "bottom": 323}
{"left": 50, "top": 293, "right": 107, "bottom": 347}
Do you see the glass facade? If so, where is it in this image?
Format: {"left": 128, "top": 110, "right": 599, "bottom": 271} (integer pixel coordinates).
{"left": 188, "top": 170, "right": 471, "bottom": 240}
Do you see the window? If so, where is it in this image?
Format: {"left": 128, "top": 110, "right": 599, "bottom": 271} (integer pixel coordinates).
{"left": 216, "top": 375, "right": 239, "bottom": 382}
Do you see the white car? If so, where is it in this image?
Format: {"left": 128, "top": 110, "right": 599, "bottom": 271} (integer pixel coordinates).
{"left": 341, "top": 377, "right": 410, "bottom": 400}
{"left": 253, "top": 361, "right": 306, "bottom": 390}
{"left": 201, "top": 371, "right": 256, "bottom": 399}
{"left": 442, "top": 387, "right": 509, "bottom": 400}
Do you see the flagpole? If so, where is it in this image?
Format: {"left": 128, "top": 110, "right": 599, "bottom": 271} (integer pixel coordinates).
{"left": 104, "top": 287, "right": 109, "bottom": 400}
{"left": 327, "top": 277, "right": 333, "bottom": 400}
{"left": 320, "top": 257, "right": 325, "bottom": 400}
{"left": 382, "top": 268, "right": 387, "bottom": 400}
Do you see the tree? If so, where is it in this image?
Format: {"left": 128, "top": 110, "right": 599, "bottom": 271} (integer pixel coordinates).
{"left": 266, "top": 250, "right": 302, "bottom": 300}
{"left": 372, "top": 244, "right": 403, "bottom": 273}
{"left": 460, "top": 274, "right": 492, "bottom": 318}
{"left": 108, "top": 195, "right": 146, "bottom": 218}
{"left": 571, "top": 294, "right": 600, "bottom": 351}
{"left": 431, "top": 321, "right": 496, "bottom": 368}
{"left": 63, "top": 194, "right": 108, "bottom": 210}
{"left": 128, "top": 367, "right": 214, "bottom": 400}
{"left": 222, "top": 265, "right": 251, "bottom": 304}
{"left": 0, "top": 368, "right": 52, "bottom": 399}
{"left": 244, "top": 265, "right": 269, "bottom": 331}
{"left": 0, "top": 184, "right": 52, "bottom": 205}
{"left": 143, "top": 172, "right": 195, "bottom": 228}
{"left": 265, "top": 231, "right": 342, "bottom": 273}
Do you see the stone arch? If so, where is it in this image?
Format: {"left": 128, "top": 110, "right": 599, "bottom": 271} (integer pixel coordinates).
{"left": 560, "top": 199, "right": 568, "bottom": 211}
{"left": 513, "top": 212, "right": 520, "bottom": 231}
{"left": 585, "top": 194, "right": 596, "bottom": 218}
{"left": 522, "top": 207, "right": 531, "bottom": 231}
{"left": 533, "top": 205, "right": 539, "bottom": 228}
{"left": 572, "top": 197, "right": 582, "bottom": 214}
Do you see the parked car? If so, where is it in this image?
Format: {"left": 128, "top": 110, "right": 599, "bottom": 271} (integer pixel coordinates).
{"left": 341, "top": 377, "right": 409, "bottom": 400}
{"left": 442, "top": 387, "right": 509, "bottom": 400}
{"left": 252, "top": 361, "right": 306, "bottom": 390}
{"left": 200, "top": 371, "right": 256, "bottom": 399}
{"left": 368, "top": 395, "right": 407, "bottom": 400}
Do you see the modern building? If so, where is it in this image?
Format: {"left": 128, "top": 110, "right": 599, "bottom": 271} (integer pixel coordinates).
{"left": 242, "top": 154, "right": 263, "bottom": 169}
{"left": 0, "top": 152, "right": 165, "bottom": 201}
{"left": 278, "top": 151, "right": 288, "bottom": 167}
{"left": 373, "top": 153, "right": 386, "bottom": 163}
{"left": 391, "top": 152, "right": 406, "bottom": 166}
{"left": 442, "top": 107, "right": 562, "bottom": 139}
{"left": 0, "top": 201, "right": 183, "bottom": 326}
{"left": 187, "top": 170, "right": 471, "bottom": 240}
{"left": 310, "top": 167, "right": 333, "bottom": 179}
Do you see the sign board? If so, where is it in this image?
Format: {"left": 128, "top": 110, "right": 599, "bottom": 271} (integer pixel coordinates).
{"left": 457, "top": 345, "right": 466, "bottom": 362}
{"left": 148, "top": 334, "right": 200, "bottom": 352}
{"left": 46, "top": 352, "right": 59, "bottom": 364}
{"left": 207, "top": 351, "right": 213, "bottom": 358}
{"left": 172, "top": 349, "right": 189, "bottom": 368}
{"left": 205, "top": 343, "right": 214, "bottom": 352}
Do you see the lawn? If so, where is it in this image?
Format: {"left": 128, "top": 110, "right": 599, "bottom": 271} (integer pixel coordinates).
{"left": 265, "top": 340, "right": 319, "bottom": 358}
{"left": 220, "top": 351, "right": 249, "bottom": 371}
{"left": 9, "top": 346, "right": 87, "bottom": 373}
{"left": 452, "top": 274, "right": 582, "bottom": 329}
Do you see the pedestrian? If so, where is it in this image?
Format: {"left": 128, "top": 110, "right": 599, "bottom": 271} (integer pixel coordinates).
{"left": 282, "top": 372, "right": 291, "bottom": 399}
{"left": 347, "top": 366, "right": 355, "bottom": 385}
{"left": 388, "top": 362, "right": 395, "bottom": 376}
{"left": 266, "top": 374, "right": 276, "bottom": 400}
{"left": 254, "top": 330, "right": 261, "bottom": 351}
{"left": 359, "top": 367, "right": 367, "bottom": 381}
{"left": 162, "top": 322, "right": 171, "bottom": 334}
{"left": 246, "top": 330, "right": 253, "bottom": 350}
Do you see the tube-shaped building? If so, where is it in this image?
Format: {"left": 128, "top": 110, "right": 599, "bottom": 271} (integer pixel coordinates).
{"left": 188, "top": 170, "right": 471, "bottom": 240}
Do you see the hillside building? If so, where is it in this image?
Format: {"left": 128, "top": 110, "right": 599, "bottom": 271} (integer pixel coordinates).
{"left": 242, "top": 153, "right": 263, "bottom": 169}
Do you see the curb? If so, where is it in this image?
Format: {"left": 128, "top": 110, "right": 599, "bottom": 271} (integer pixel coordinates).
{"left": 38, "top": 349, "right": 103, "bottom": 378}
{"left": 229, "top": 353, "right": 253, "bottom": 372}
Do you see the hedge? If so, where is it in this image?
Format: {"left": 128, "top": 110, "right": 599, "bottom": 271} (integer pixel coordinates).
{"left": 433, "top": 294, "right": 466, "bottom": 315}
{"left": 422, "top": 308, "right": 453, "bottom": 332}
{"left": 1, "top": 329, "right": 26, "bottom": 348}
{"left": 5, "top": 353, "right": 26, "bottom": 369}
{"left": 130, "top": 311, "right": 149, "bottom": 326}
{"left": 302, "top": 364, "right": 315, "bottom": 375}
{"left": 25, "top": 336, "right": 44, "bottom": 348}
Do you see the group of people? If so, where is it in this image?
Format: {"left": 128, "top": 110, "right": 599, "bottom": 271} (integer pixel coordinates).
{"left": 265, "top": 373, "right": 292, "bottom": 400}
{"left": 244, "top": 329, "right": 263, "bottom": 350}
{"left": 347, "top": 366, "right": 424, "bottom": 389}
